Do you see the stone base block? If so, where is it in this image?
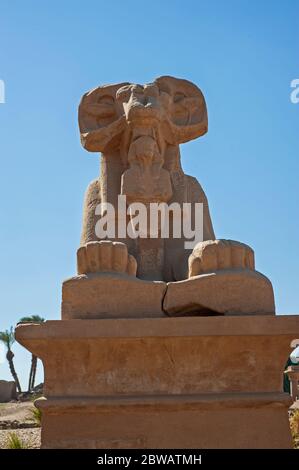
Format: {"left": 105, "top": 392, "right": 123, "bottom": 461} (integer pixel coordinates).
{"left": 15, "top": 315, "right": 299, "bottom": 448}
{"left": 62, "top": 273, "right": 166, "bottom": 319}
{"left": 164, "top": 269, "right": 275, "bottom": 316}
{"left": 36, "top": 393, "right": 292, "bottom": 449}
{"left": 61, "top": 269, "right": 275, "bottom": 319}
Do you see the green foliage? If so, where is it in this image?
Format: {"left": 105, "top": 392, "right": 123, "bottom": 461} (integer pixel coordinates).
{"left": 0, "top": 326, "right": 22, "bottom": 393}
{"left": 0, "top": 326, "right": 15, "bottom": 350}
{"left": 6, "top": 432, "right": 27, "bottom": 449}
{"left": 30, "top": 406, "right": 42, "bottom": 426}
{"left": 290, "top": 410, "right": 299, "bottom": 449}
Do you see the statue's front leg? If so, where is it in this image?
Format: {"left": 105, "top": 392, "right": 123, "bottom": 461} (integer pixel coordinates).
{"left": 163, "top": 239, "right": 275, "bottom": 316}
{"left": 77, "top": 241, "right": 137, "bottom": 276}
{"left": 62, "top": 240, "right": 167, "bottom": 319}
{"left": 188, "top": 239, "right": 254, "bottom": 277}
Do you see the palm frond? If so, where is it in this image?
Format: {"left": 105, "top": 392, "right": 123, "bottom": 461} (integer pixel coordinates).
{"left": 0, "top": 326, "right": 15, "bottom": 349}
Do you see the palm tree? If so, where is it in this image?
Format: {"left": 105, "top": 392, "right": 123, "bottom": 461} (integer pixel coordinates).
{"left": 19, "top": 315, "right": 45, "bottom": 392}
{"left": 0, "top": 327, "right": 22, "bottom": 393}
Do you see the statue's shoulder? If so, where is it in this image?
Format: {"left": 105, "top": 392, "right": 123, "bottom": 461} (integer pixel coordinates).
{"left": 184, "top": 174, "right": 208, "bottom": 202}
{"left": 84, "top": 178, "right": 101, "bottom": 203}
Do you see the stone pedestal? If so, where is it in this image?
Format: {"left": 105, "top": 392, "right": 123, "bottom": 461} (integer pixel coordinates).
{"left": 16, "top": 315, "right": 299, "bottom": 448}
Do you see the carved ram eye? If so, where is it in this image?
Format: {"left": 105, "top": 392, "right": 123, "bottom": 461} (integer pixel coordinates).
{"left": 97, "top": 95, "right": 114, "bottom": 105}
{"left": 172, "top": 93, "right": 189, "bottom": 125}
{"left": 93, "top": 95, "right": 115, "bottom": 119}
{"left": 83, "top": 94, "right": 115, "bottom": 120}
{"left": 174, "top": 92, "right": 186, "bottom": 103}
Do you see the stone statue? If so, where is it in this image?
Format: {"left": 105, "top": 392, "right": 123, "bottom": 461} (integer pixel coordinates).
{"left": 16, "top": 76, "right": 299, "bottom": 451}
{"left": 61, "top": 76, "right": 275, "bottom": 319}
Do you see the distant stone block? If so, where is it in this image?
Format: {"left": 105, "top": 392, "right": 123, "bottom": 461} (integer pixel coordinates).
{"left": 0, "top": 380, "right": 17, "bottom": 402}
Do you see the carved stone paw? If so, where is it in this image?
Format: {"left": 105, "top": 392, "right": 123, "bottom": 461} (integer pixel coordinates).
{"left": 77, "top": 241, "right": 137, "bottom": 276}
{"left": 188, "top": 239, "right": 255, "bottom": 278}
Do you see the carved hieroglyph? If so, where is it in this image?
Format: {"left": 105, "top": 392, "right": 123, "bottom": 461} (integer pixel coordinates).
{"left": 61, "top": 76, "right": 275, "bottom": 317}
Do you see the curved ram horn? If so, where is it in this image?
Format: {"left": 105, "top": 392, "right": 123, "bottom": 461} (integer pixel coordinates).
{"left": 78, "top": 82, "right": 130, "bottom": 153}
{"left": 155, "top": 75, "right": 208, "bottom": 145}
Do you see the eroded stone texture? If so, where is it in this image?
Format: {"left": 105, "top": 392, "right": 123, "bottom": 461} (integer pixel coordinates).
{"left": 188, "top": 239, "right": 255, "bottom": 277}
{"left": 77, "top": 241, "right": 137, "bottom": 276}
{"left": 78, "top": 76, "right": 215, "bottom": 282}
{"left": 164, "top": 270, "right": 275, "bottom": 316}
{"left": 62, "top": 273, "right": 166, "bottom": 319}
{"left": 14, "top": 76, "right": 298, "bottom": 450}
{"left": 15, "top": 316, "right": 299, "bottom": 448}
{"left": 74, "top": 75, "right": 275, "bottom": 316}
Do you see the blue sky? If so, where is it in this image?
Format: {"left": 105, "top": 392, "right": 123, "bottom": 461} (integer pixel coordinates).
{"left": 0, "top": 0, "right": 298, "bottom": 389}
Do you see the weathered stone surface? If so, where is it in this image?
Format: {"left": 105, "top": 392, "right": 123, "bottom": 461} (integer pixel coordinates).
{"left": 15, "top": 75, "right": 292, "bottom": 451}
{"left": 76, "top": 76, "right": 275, "bottom": 316}
{"left": 63, "top": 266, "right": 275, "bottom": 319}
{"left": 188, "top": 239, "right": 255, "bottom": 277}
{"left": 16, "top": 316, "right": 298, "bottom": 396}
{"left": 77, "top": 241, "right": 137, "bottom": 276}
{"left": 35, "top": 393, "right": 292, "bottom": 449}
{"left": 62, "top": 273, "right": 166, "bottom": 319}
{"left": 164, "top": 269, "right": 275, "bottom": 316}
{"left": 0, "top": 380, "right": 17, "bottom": 403}
{"left": 15, "top": 316, "right": 299, "bottom": 448}
{"left": 78, "top": 76, "right": 215, "bottom": 282}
